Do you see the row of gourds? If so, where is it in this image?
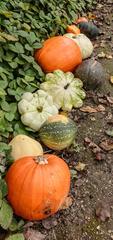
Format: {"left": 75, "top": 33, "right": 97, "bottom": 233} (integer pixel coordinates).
{"left": 5, "top": 17, "right": 101, "bottom": 222}
{"left": 17, "top": 18, "right": 96, "bottom": 131}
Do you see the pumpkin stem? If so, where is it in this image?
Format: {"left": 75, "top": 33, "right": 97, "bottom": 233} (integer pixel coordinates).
{"left": 34, "top": 156, "right": 48, "bottom": 165}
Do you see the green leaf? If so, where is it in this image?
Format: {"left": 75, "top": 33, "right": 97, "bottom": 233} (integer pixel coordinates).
{"left": 0, "top": 36, "right": 6, "bottom": 42}
{"left": 19, "top": 2, "right": 30, "bottom": 11}
{"left": 27, "top": 32, "right": 37, "bottom": 45}
{"left": 0, "top": 88, "right": 6, "bottom": 98}
{"left": 0, "top": 179, "right": 8, "bottom": 197}
{"left": 6, "top": 233, "right": 25, "bottom": 240}
{"left": 9, "top": 218, "right": 18, "bottom": 232}
{"left": 21, "top": 54, "right": 34, "bottom": 63}
{"left": 17, "top": 30, "right": 28, "bottom": 38}
{"left": 1, "top": 101, "right": 10, "bottom": 112}
{"left": 5, "top": 112, "right": 15, "bottom": 121}
{"left": 0, "top": 190, "right": 2, "bottom": 200}
{"left": 0, "top": 32, "right": 18, "bottom": 41}
{"left": 0, "top": 79, "right": 8, "bottom": 89}
{"left": 0, "top": 142, "right": 10, "bottom": 153}
{"left": 8, "top": 62, "right": 18, "bottom": 69}
{"left": 32, "top": 42, "right": 42, "bottom": 49}
{"left": 9, "top": 103, "right": 17, "bottom": 114}
{"left": 15, "top": 43, "right": 24, "bottom": 54}
{"left": 0, "top": 200, "right": 13, "bottom": 229}
{"left": 25, "top": 75, "right": 34, "bottom": 82}
{"left": 25, "top": 44, "right": 33, "bottom": 51}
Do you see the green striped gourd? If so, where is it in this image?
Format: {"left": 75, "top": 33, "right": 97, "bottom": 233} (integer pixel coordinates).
{"left": 39, "top": 114, "right": 77, "bottom": 150}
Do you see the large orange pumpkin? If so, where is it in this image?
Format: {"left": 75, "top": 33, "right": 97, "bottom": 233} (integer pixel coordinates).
{"left": 34, "top": 36, "right": 82, "bottom": 73}
{"left": 6, "top": 154, "right": 70, "bottom": 220}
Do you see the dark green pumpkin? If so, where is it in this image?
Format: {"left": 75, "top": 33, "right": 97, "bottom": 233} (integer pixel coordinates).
{"left": 77, "top": 22, "right": 100, "bottom": 39}
{"left": 75, "top": 59, "right": 110, "bottom": 90}
{"left": 39, "top": 114, "right": 77, "bottom": 150}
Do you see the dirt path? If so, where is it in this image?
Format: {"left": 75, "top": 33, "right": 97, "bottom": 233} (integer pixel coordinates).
{"left": 45, "top": 1, "right": 113, "bottom": 240}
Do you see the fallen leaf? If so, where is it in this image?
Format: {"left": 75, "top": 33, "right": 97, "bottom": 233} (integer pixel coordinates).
{"left": 80, "top": 106, "right": 97, "bottom": 113}
{"left": 96, "top": 105, "right": 105, "bottom": 112}
{"left": 106, "top": 96, "right": 113, "bottom": 104}
{"left": 106, "top": 54, "right": 112, "bottom": 59}
{"left": 24, "top": 228, "right": 46, "bottom": 240}
{"left": 75, "top": 162, "right": 86, "bottom": 171}
{"left": 42, "top": 216, "right": 58, "bottom": 230}
{"left": 96, "top": 201, "right": 111, "bottom": 221}
{"left": 70, "top": 169, "right": 77, "bottom": 179}
{"left": 59, "top": 111, "right": 68, "bottom": 117}
{"left": 105, "top": 129, "right": 113, "bottom": 137}
{"left": 87, "top": 12, "right": 96, "bottom": 20}
{"left": 84, "top": 137, "right": 102, "bottom": 154}
{"left": 80, "top": 105, "right": 105, "bottom": 113}
{"left": 23, "top": 222, "right": 34, "bottom": 229}
{"left": 99, "top": 139, "right": 113, "bottom": 151}
{"left": 95, "top": 152, "right": 106, "bottom": 161}
{"left": 60, "top": 196, "right": 73, "bottom": 210}
{"left": 98, "top": 52, "right": 106, "bottom": 58}
{"left": 100, "top": 41, "right": 106, "bottom": 47}
{"left": 110, "top": 76, "right": 113, "bottom": 84}
{"left": 98, "top": 98, "right": 107, "bottom": 104}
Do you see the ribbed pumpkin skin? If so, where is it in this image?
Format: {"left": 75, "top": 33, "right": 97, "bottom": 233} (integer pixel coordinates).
{"left": 39, "top": 115, "right": 77, "bottom": 150}
{"left": 6, "top": 154, "right": 70, "bottom": 220}
{"left": 35, "top": 36, "right": 82, "bottom": 73}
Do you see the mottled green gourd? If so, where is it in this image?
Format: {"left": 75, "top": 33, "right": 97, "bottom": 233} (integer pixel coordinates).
{"left": 39, "top": 114, "right": 77, "bottom": 150}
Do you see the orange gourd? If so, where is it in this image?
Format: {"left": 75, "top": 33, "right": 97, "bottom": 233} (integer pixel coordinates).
{"left": 66, "top": 25, "right": 80, "bottom": 35}
{"left": 75, "top": 17, "right": 88, "bottom": 24}
{"left": 34, "top": 36, "right": 82, "bottom": 73}
{"left": 6, "top": 154, "right": 70, "bottom": 220}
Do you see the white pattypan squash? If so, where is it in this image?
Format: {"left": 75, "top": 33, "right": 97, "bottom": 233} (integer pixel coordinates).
{"left": 64, "top": 33, "right": 93, "bottom": 59}
{"left": 18, "top": 90, "right": 58, "bottom": 131}
{"left": 40, "top": 70, "right": 86, "bottom": 111}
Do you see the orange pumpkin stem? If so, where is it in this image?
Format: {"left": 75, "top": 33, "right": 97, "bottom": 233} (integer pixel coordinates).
{"left": 34, "top": 156, "right": 48, "bottom": 165}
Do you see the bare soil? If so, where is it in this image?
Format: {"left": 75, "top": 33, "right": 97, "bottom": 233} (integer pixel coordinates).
{"left": 45, "top": 1, "right": 113, "bottom": 240}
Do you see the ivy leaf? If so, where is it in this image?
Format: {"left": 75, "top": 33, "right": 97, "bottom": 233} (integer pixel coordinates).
{"left": 0, "top": 200, "right": 13, "bottom": 229}
{"left": 6, "top": 233, "right": 25, "bottom": 240}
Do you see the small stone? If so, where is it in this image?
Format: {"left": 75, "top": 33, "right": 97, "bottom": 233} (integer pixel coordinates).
{"left": 98, "top": 52, "right": 106, "bottom": 58}
{"left": 97, "top": 225, "right": 100, "bottom": 230}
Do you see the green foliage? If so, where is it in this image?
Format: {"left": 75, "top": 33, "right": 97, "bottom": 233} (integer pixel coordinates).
{"left": 6, "top": 233, "right": 25, "bottom": 240}
{"left": 0, "top": 0, "right": 96, "bottom": 237}
{"left": 0, "top": 0, "right": 96, "bottom": 139}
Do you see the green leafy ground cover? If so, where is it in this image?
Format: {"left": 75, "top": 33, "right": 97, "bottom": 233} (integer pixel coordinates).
{"left": 0, "top": 1, "right": 96, "bottom": 239}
